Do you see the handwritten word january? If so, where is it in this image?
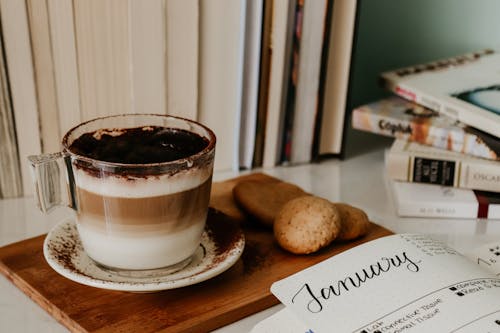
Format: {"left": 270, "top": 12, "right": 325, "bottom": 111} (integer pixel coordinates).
{"left": 292, "top": 252, "right": 421, "bottom": 313}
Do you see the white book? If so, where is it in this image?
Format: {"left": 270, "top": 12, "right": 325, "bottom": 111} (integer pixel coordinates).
{"left": 390, "top": 180, "right": 500, "bottom": 219}
{"left": 0, "top": 0, "right": 41, "bottom": 195}
{"left": 380, "top": 49, "right": 500, "bottom": 138}
{"left": 318, "top": 0, "right": 358, "bottom": 156}
{"left": 385, "top": 139, "right": 500, "bottom": 192}
{"left": 271, "top": 234, "right": 500, "bottom": 332}
{"left": 239, "top": 0, "right": 263, "bottom": 169}
{"left": 164, "top": 0, "right": 199, "bottom": 120}
{"left": 198, "top": 0, "right": 246, "bottom": 172}
{"left": 261, "top": 0, "right": 296, "bottom": 168}
{"left": 130, "top": 0, "right": 167, "bottom": 116}
{"left": 26, "top": 0, "right": 61, "bottom": 153}
{"left": 290, "top": 0, "right": 328, "bottom": 164}
{"left": 73, "top": 0, "right": 133, "bottom": 119}
{"left": 47, "top": 0, "right": 82, "bottom": 135}
{"left": 0, "top": 28, "right": 22, "bottom": 198}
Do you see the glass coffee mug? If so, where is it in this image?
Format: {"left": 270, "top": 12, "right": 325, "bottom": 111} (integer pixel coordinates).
{"left": 29, "top": 114, "right": 216, "bottom": 272}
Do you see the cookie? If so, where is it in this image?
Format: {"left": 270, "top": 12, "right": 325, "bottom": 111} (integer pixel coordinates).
{"left": 233, "top": 179, "right": 308, "bottom": 227}
{"left": 334, "top": 203, "right": 370, "bottom": 241}
{"left": 274, "top": 196, "right": 341, "bottom": 254}
{"left": 210, "top": 173, "right": 284, "bottom": 223}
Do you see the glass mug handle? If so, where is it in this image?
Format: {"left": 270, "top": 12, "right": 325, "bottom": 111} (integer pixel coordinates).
{"left": 28, "top": 152, "right": 77, "bottom": 213}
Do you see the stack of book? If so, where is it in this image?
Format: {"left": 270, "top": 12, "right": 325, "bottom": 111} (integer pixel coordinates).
{"left": 352, "top": 49, "right": 500, "bottom": 219}
{"left": 0, "top": 0, "right": 359, "bottom": 198}
{"left": 242, "top": 0, "right": 358, "bottom": 169}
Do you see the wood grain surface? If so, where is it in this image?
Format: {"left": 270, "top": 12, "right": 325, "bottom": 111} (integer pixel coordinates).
{"left": 0, "top": 173, "right": 393, "bottom": 332}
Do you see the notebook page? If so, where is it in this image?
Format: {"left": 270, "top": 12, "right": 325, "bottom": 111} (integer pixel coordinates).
{"left": 271, "top": 234, "right": 500, "bottom": 332}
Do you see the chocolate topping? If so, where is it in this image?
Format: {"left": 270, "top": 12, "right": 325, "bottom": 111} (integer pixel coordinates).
{"left": 69, "top": 126, "right": 209, "bottom": 164}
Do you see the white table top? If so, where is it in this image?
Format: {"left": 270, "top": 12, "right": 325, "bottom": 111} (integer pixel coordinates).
{"left": 2, "top": 145, "right": 500, "bottom": 332}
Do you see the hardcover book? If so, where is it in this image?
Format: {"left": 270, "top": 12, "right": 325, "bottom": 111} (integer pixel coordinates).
{"left": 251, "top": 0, "right": 272, "bottom": 168}
{"left": 380, "top": 49, "right": 500, "bottom": 139}
{"left": 385, "top": 139, "right": 500, "bottom": 192}
{"left": 280, "top": 0, "right": 303, "bottom": 164}
{"left": 198, "top": 0, "right": 246, "bottom": 171}
{"left": 352, "top": 96, "right": 499, "bottom": 161}
{"left": 261, "top": 0, "right": 296, "bottom": 168}
{"left": 289, "top": 0, "right": 328, "bottom": 164}
{"left": 0, "top": 24, "right": 22, "bottom": 198}
{"left": 389, "top": 180, "right": 500, "bottom": 219}
{"left": 239, "top": 0, "right": 263, "bottom": 169}
{"left": 0, "top": 0, "right": 41, "bottom": 196}
{"left": 257, "top": 234, "right": 500, "bottom": 332}
{"left": 317, "top": 0, "right": 358, "bottom": 158}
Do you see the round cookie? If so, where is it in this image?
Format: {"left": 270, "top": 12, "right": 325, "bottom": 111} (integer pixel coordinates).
{"left": 274, "top": 196, "right": 341, "bottom": 254}
{"left": 334, "top": 203, "right": 370, "bottom": 241}
{"left": 233, "top": 180, "right": 308, "bottom": 227}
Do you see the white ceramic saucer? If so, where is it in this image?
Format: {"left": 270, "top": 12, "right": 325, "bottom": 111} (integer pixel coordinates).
{"left": 43, "top": 216, "right": 245, "bottom": 292}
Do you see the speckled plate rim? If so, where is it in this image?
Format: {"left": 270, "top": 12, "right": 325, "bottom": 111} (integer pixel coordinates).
{"left": 43, "top": 218, "right": 245, "bottom": 292}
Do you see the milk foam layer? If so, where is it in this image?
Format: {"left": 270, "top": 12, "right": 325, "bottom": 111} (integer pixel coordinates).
{"left": 74, "top": 163, "right": 212, "bottom": 198}
{"left": 78, "top": 220, "right": 205, "bottom": 270}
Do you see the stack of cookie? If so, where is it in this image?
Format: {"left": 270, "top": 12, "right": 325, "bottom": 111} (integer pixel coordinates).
{"left": 231, "top": 176, "right": 370, "bottom": 255}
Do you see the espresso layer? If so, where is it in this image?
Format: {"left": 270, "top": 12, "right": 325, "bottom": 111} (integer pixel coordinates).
{"left": 69, "top": 126, "right": 209, "bottom": 164}
{"left": 76, "top": 178, "right": 212, "bottom": 232}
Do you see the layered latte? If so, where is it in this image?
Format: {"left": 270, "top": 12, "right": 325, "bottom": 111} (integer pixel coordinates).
{"left": 68, "top": 125, "right": 214, "bottom": 270}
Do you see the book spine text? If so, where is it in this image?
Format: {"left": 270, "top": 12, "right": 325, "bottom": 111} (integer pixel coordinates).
{"left": 352, "top": 108, "right": 498, "bottom": 161}
{"left": 386, "top": 151, "right": 500, "bottom": 192}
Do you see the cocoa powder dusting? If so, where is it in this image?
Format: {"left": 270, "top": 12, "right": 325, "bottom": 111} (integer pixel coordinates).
{"left": 206, "top": 208, "right": 243, "bottom": 256}
{"left": 240, "top": 239, "right": 268, "bottom": 274}
{"left": 206, "top": 209, "right": 272, "bottom": 274}
{"left": 48, "top": 225, "right": 93, "bottom": 279}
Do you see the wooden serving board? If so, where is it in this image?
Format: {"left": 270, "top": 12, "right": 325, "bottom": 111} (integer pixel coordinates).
{"left": 0, "top": 173, "right": 393, "bottom": 333}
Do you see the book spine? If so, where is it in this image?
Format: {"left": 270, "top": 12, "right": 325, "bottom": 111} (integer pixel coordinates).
{"left": 280, "top": 0, "right": 304, "bottom": 164}
{"left": 239, "top": 0, "right": 263, "bottom": 169}
{"left": 386, "top": 148, "right": 500, "bottom": 192}
{"left": 289, "top": 0, "right": 328, "bottom": 164}
{"left": 395, "top": 189, "right": 500, "bottom": 219}
{"left": 198, "top": 0, "right": 246, "bottom": 171}
{"left": 351, "top": 108, "right": 498, "bottom": 161}
{"left": 251, "top": 0, "right": 272, "bottom": 168}
{"left": 395, "top": 200, "right": 479, "bottom": 219}
{"left": 318, "top": 0, "right": 358, "bottom": 156}
{"left": 27, "top": 0, "right": 61, "bottom": 153}
{"left": 0, "top": 26, "right": 23, "bottom": 198}
{"left": 0, "top": 0, "right": 42, "bottom": 195}
{"left": 47, "top": 0, "right": 82, "bottom": 135}
{"left": 262, "top": 0, "right": 296, "bottom": 168}
{"left": 133, "top": 0, "right": 168, "bottom": 116}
